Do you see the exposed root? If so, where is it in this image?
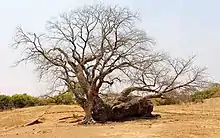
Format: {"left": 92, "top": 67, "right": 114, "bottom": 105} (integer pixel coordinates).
{"left": 25, "top": 119, "right": 43, "bottom": 126}
{"left": 78, "top": 118, "right": 96, "bottom": 125}
{"left": 59, "top": 116, "right": 73, "bottom": 120}
{"left": 69, "top": 118, "right": 83, "bottom": 123}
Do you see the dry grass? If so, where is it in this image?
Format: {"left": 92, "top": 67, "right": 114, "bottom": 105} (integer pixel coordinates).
{"left": 1, "top": 98, "right": 220, "bottom": 138}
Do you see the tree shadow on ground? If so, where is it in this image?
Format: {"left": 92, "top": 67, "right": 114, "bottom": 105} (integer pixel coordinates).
{"left": 58, "top": 113, "right": 161, "bottom": 124}
{"left": 106, "top": 114, "right": 161, "bottom": 123}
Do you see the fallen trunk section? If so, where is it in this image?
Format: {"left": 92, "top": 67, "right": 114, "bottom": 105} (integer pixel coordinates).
{"left": 91, "top": 94, "right": 155, "bottom": 122}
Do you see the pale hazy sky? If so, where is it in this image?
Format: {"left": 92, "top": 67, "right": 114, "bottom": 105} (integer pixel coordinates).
{"left": 0, "top": 0, "right": 220, "bottom": 96}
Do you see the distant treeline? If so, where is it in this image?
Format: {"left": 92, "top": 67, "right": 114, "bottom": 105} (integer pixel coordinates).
{"left": 0, "top": 92, "right": 76, "bottom": 111}
{"left": 1, "top": 84, "right": 220, "bottom": 111}
{"left": 152, "top": 84, "right": 220, "bottom": 105}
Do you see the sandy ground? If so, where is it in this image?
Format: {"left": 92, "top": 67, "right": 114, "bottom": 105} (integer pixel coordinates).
{"left": 1, "top": 98, "right": 220, "bottom": 138}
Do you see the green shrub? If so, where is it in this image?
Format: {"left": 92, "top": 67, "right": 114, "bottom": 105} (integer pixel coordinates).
{"left": 152, "top": 90, "right": 193, "bottom": 106}
{"left": 53, "top": 91, "right": 75, "bottom": 105}
{"left": 0, "top": 95, "right": 13, "bottom": 110}
{"left": 152, "top": 97, "right": 181, "bottom": 106}
{"left": 11, "top": 93, "right": 39, "bottom": 108}
{"left": 0, "top": 91, "right": 76, "bottom": 111}
{"left": 37, "top": 97, "right": 51, "bottom": 105}
{"left": 192, "top": 85, "right": 220, "bottom": 102}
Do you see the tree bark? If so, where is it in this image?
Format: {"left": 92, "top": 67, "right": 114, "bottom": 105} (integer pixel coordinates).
{"left": 90, "top": 94, "right": 156, "bottom": 122}
{"left": 79, "top": 100, "right": 96, "bottom": 124}
{"left": 78, "top": 88, "right": 97, "bottom": 124}
{"left": 74, "top": 85, "right": 158, "bottom": 123}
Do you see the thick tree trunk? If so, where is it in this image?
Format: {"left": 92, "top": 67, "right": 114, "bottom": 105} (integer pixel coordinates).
{"left": 91, "top": 94, "right": 155, "bottom": 122}
{"left": 110, "top": 96, "right": 154, "bottom": 121}
{"left": 78, "top": 88, "right": 100, "bottom": 124}
{"left": 73, "top": 85, "right": 158, "bottom": 123}
{"left": 78, "top": 98, "right": 96, "bottom": 124}
{"left": 92, "top": 96, "right": 112, "bottom": 122}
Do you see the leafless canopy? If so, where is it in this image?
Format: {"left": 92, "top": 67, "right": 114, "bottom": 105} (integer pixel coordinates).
{"left": 12, "top": 4, "right": 207, "bottom": 104}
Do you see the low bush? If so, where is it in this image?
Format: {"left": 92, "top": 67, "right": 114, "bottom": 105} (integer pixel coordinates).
{"left": 11, "top": 93, "right": 39, "bottom": 108}
{"left": 0, "top": 91, "right": 76, "bottom": 111}
{"left": 192, "top": 85, "right": 220, "bottom": 102}
{"left": 0, "top": 95, "right": 13, "bottom": 110}
{"left": 37, "top": 97, "right": 56, "bottom": 106}
{"left": 152, "top": 91, "right": 193, "bottom": 106}
{"left": 152, "top": 97, "right": 181, "bottom": 106}
{"left": 53, "top": 91, "right": 76, "bottom": 105}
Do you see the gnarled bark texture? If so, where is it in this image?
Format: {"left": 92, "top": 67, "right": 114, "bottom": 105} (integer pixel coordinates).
{"left": 89, "top": 94, "right": 154, "bottom": 122}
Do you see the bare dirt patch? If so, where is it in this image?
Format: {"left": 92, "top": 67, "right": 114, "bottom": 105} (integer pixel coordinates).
{"left": 1, "top": 98, "right": 220, "bottom": 138}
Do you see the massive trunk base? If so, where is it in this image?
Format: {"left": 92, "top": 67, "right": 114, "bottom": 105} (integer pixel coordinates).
{"left": 91, "top": 95, "right": 155, "bottom": 122}
{"left": 78, "top": 98, "right": 96, "bottom": 125}
{"left": 78, "top": 117, "right": 96, "bottom": 125}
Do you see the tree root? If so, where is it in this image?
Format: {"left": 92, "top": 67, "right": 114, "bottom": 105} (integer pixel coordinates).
{"left": 78, "top": 118, "right": 96, "bottom": 125}
{"left": 25, "top": 119, "right": 43, "bottom": 126}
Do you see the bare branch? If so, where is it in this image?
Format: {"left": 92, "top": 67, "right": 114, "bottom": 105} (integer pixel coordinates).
{"left": 12, "top": 4, "right": 208, "bottom": 108}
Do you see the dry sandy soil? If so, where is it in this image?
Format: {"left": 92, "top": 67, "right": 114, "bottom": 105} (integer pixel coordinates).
{"left": 1, "top": 98, "right": 220, "bottom": 138}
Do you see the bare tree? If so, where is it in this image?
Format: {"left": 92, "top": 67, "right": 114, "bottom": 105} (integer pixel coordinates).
{"left": 12, "top": 4, "right": 207, "bottom": 124}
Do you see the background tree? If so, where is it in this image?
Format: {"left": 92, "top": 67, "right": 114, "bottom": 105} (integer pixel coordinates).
{"left": 0, "top": 95, "right": 13, "bottom": 110}
{"left": 12, "top": 4, "right": 207, "bottom": 124}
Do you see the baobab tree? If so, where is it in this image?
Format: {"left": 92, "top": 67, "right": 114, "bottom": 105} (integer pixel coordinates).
{"left": 12, "top": 4, "right": 207, "bottom": 124}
